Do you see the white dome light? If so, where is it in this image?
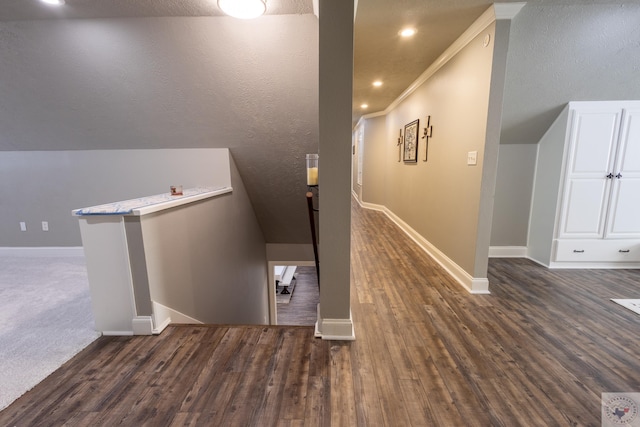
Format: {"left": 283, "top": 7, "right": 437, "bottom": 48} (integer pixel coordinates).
{"left": 218, "top": 0, "right": 266, "bottom": 19}
{"left": 41, "top": 0, "right": 65, "bottom": 5}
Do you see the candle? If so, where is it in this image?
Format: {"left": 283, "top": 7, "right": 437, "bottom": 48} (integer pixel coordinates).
{"left": 307, "top": 167, "right": 318, "bottom": 186}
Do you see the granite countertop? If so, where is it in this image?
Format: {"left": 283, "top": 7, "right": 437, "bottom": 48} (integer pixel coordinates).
{"left": 72, "top": 186, "right": 232, "bottom": 217}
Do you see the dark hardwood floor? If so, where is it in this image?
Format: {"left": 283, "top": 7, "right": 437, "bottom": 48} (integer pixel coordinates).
{"left": 2, "top": 199, "right": 639, "bottom": 426}
{"left": 277, "top": 266, "right": 319, "bottom": 326}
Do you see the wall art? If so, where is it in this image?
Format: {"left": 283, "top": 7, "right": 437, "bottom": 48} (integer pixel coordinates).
{"left": 403, "top": 119, "right": 419, "bottom": 163}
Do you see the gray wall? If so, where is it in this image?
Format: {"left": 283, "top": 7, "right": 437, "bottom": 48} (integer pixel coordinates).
{"left": 0, "top": 148, "right": 231, "bottom": 247}
{"left": 0, "top": 15, "right": 318, "bottom": 244}
{"left": 528, "top": 106, "right": 570, "bottom": 266}
{"left": 361, "top": 115, "right": 387, "bottom": 206}
{"left": 138, "top": 156, "right": 268, "bottom": 325}
{"left": 491, "top": 3, "right": 640, "bottom": 250}
{"left": 501, "top": 3, "right": 640, "bottom": 145}
{"left": 318, "top": 0, "right": 354, "bottom": 331}
{"left": 490, "top": 144, "right": 538, "bottom": 247}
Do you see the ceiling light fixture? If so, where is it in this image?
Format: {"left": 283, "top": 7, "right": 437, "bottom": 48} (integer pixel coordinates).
{"left": 41, "top": 0, "right": 65, "bottom": 5}
{"left": 399, "top": 28, "right": 416, "bottom": 38}
{"left": 361, "top": 104, "right": 368, "bottom": 109}
{"left": 373, "top": 81, "right": 383, "bottom": 87}
{"left": 218, "top": 0, "right": 266, "bottom": 19}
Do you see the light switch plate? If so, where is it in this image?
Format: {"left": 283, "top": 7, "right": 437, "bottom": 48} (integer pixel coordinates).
{"left": 467, "top": 151, "right": 478, "bottom": 165}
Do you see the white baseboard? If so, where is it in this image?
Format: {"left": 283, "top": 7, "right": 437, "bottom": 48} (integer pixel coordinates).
{"left": 380, "top": 206, "right": 490, "bottom": 294}
{"left": 102, "top": 331, "right": 134, "bottom": 336}
{"left": 0, "top": 246, "right": 84, "bottom": 257}
{"left": 488, "top": 246, "right": 528, "bottom": 258}
{"left": 152, "top": 301, "right": 202, "bottom": 334}
{"left": 315, "top": 304, "right": 355, "bottom": 341}
{"left": 132, "top": 316, "right": 154, "bottom": 335}
{"left": 548, "top": 261, "right": 640, "bottom": 269}
{"left": 353, "top": 193, "right": 490, "bottom": 294}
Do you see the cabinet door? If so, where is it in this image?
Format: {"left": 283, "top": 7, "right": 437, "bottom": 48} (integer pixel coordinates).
{"left": 606, "top": 108, "right": 640, "bottom": 238}
{"left": 558, "top": 109, "right": 620, "bottom": 238}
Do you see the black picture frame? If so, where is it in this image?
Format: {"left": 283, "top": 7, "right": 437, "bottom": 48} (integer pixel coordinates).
{"left": 403, "top": 119, "right": 419, "bottom": 163}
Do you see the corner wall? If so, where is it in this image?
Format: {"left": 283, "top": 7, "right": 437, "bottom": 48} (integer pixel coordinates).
{"left": 137, "top": 155, "right": 269, "bottom": 325}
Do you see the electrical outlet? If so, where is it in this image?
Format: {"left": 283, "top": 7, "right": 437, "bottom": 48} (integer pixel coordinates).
{"left": 42, "top": 221, "right": 49, "bottom": 232}
{"left": 20, "top": 222, "right": 27, "bottom": 232}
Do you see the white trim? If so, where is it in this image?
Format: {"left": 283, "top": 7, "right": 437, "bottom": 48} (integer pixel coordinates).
{"left": 493, "top": 2, "right": 526, "bottom": 19}
{"left": 132, "top": 316, "right": 154, "bottom": 335}
{"left": 360, "top": 110, "right": 387, "bottom": 121}
{"left": 152, "top": 301, "right": 202, "bottom": 333}
{"left": 548, "top": 261, "right": 640, "bottom": 269}
{"left": 354, "top": 3, "right": 525, "bottom": 130}
{"left": 365, "top": 5, "right": 500, "bottom": 121}
{"left": 351, "top": 192, "right": 385, "bottom": 212}
{"left": 382, "top": 207, "right": 490, "bottom": 294}
{"left": 102, "top": 331, "right": 134, "bottom": 336}
{"left": 267, "top": 260, "right": 316, "bottom": 325}
{"left": 489, "top": 246, "right": 528, "bottom": 258}
{"left": 353, "top": 194, "right": 489, "bottom": 294}
{"left": 386, "top": 6, "right": 497, "bottom": 114}
{"left": 315, "top": 306, "right": 356, "bottom": 341}
{"left": 0, "top": 246, "right": 84, "bottom": 257}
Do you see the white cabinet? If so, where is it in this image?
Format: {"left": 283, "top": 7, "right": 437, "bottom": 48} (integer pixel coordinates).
{"left": 606, "top": 109, "right": 640, "bottom": 238}
{"left": 528, "top": 101, "right": 640, "bottom": 268}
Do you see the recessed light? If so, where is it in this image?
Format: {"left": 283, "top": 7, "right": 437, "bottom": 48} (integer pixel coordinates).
{"left": 399, "top": 28, "right": 416, "bottom": 38}
{"left": 361, "top": 104, "right": 369, "bottom": 109}
{"left": 372, "top": 81, "right": 383, "bottom": 87}
{"left": 41, "top": 0, "right": 65, "bottom": 5}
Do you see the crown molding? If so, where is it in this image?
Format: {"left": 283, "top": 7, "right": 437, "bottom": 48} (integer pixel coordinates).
{"left": 362, "top": 2, "right": 526, "bottom": 122}
{"left": 493, "top": 2, "right": 526, "bottom": 20}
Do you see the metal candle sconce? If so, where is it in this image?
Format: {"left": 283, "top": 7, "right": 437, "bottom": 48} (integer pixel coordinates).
{"left": 422, "top": 115, "right": 433, "bottom": 162}
{"left": 396, "top": 129, "right": 404, "bottom": 162}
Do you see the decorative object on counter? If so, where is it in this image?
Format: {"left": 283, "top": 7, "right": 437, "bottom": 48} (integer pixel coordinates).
{"left": 306, "top": 154, "right": 319, "bottom": 186}
{"left": 170, "top": 185, "right": 183, "bottom": 196}
{"left": 422, "top": 115, "right": 433, "bottom": 162}
{"left": 403, "top": 119, "right": 419, "bottom": 163}
{"left": 396, "top": 129, "right": 404, "bottom": 162}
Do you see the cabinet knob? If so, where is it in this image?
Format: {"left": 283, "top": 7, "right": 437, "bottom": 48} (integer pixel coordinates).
{"left": 606, "top": 173, "right": 614, "bottom": 179}
{"left": 619, "top": 249, "right": 630, "bottom": 253}
{"left": 615, "top": 173, "right": 622, "bottom": 179}
{"left": 573, "top": 249, "right": 585, "bottom": 253}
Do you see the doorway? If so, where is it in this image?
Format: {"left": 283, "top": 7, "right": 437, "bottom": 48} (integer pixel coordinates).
{"left": 267, "top": 261, "right": 318, "bottom": 326}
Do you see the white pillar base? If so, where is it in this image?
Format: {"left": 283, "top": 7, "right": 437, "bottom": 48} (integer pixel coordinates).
{"left": 315, "top": 304, "right": 355, "bottom": 341}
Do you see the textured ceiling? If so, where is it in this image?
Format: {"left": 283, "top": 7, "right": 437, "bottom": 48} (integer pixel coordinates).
{"left": 0, "top": 0, "right": 313, "bottom": 21}
{"left": 352, "top": 0, "right": 639, "bottom": 127}
{"left": 2, "top": 0, "right": 636, "bottom": 137}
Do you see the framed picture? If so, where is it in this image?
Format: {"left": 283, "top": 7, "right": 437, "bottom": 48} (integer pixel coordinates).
{"left": 403, "top": 119, "right": 419, "bottom": 162}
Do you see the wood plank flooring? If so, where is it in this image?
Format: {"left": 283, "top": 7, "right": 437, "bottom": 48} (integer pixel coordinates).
{"left": 2, "top": 199, "right": 640, "bottom": 426}
{"left": 277, "top": 266, "right": 319, "bottom": 326}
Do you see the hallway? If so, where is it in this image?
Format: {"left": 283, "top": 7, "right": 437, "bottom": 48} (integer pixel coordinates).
{"left": 2, "top": 200, "right": 639, "bottom": 425}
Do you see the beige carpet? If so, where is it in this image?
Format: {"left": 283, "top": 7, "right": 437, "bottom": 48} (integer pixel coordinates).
{"left": 0, "top": 255, "right": 100, "bottom": 411}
